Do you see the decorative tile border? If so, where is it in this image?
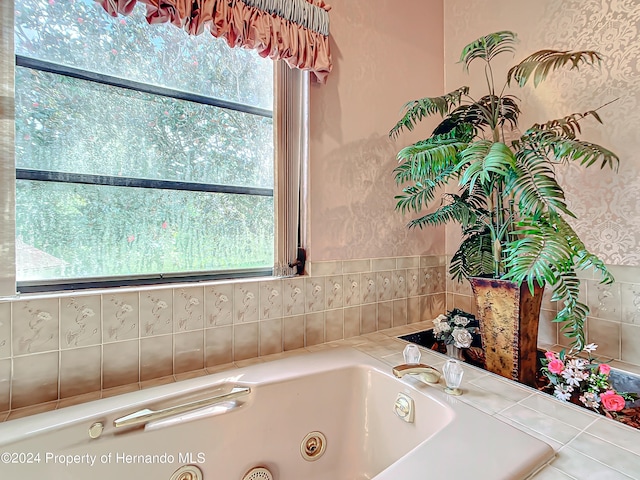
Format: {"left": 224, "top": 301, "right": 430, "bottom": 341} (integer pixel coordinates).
{"left": 0, "top": 255, "right": 637, "bottom": 413}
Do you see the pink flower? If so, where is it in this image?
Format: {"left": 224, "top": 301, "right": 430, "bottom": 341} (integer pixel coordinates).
{"left": 127, "top": 235, "right": 135, "bottom": 243}
{"left": 161, "top": 221, "right": 168, "bottom": 229}
{"left": 548, "top": 359, "right": 565, "bottom": 374}
{"left": 544, "top": 351, "right": 556, "bottom": 360}
{"left": 599, "top": 363, "right": 611, "bottom": 375}
{"left": 600, "top": 391, "right": 625, "bottom": 412}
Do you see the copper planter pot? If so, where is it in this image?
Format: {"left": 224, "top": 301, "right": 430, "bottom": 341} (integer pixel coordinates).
{"left": 469, "top": 277, "right": 544, "bottom": 387}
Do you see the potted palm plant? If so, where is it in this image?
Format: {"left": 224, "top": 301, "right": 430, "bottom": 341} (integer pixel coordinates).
{"left": 389, "top": 31, "right": 618, "bottom": 387}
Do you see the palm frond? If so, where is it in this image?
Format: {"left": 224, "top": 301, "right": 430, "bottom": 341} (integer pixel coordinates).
{"left": 389, "top": 86, "right": 470, "bottom": 139}
{"left": 551, "top": 271, "right": 588, "bottom": 352}
{"left": 507, "top": 49, "right": 602, "bottom": 87}
{"left": 432, "top": 95, "right": 520, "bottom": 135}
{"left": 528, "top": 109, "right": 604, "bottom": 139}
{"left": 450, "top": 228, "right": 494, "bottom": 281}
{"left": 459, "top": 31, "right": 518, "bottom": 72}
{"left": 508, "top": 146, "right": 572, "bottom": 217}
{"left": 502, "top": 217, "right": 574, "bottom": 293}
{"left": 458, "top": 141, "right": 516, "bottom": 192}
{"left": 404, "top": 189, "right": 488, "bottom": 230}
{"left": 394, "top": 164, "right": 457, "bottom": 214}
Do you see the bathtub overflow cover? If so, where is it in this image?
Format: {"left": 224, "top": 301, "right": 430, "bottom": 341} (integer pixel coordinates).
{"left": 301, "top": 431, "right": 327, "bottom": 461}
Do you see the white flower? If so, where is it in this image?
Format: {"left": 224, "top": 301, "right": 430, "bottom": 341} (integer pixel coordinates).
{"left": 189, "top": 297, "right": 200, "bottom": 305}
{"left": 433, "top": 319, "right": 451, "bottom": 335}
{"left": 452, "top": 315, "right": 470, "bottom": 327}
{"left": 553, "top": 384, "right": 573, "bottom": 401}
{"left": 584, "top": 343, "right": 598, "bottom": 353}
{"left": 156, "top": 301, "right": 168, "bottom": 309}
{"left": 37, "top": 311, "right": 52, "bottom": 321}
{"left": 219, "top": 295, "right": 228, "bottom": 303}
{"left": 121, "top": 304, "right": 133, "bottom": 313}
{"left": 452, "top": 327, "right": 473, "bottom": 348}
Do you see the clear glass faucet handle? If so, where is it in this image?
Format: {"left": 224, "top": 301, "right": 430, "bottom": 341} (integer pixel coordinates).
{"left": 403, "top": 344, "right": 421, "bottom": 365}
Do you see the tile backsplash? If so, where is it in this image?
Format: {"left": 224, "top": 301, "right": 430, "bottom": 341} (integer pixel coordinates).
{"left": 447, "top": 263, "right": 640, "bottom": 366}
{"left": 0, "top": 255, "right": 447, "bottom": 411}
{"left": 0, "top": 256, "right": 638, "bottom": 413}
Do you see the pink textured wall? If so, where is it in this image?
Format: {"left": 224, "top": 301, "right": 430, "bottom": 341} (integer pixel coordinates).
{"left": 444, "top": 0, "right": 640, "bottom": 266}
{"left": 308, "top": 0, "right": 445, "bottom": 262}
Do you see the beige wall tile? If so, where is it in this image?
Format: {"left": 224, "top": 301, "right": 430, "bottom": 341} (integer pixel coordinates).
{"left": 392, "top": 270, "right": 407, "bottom": 300}
{"left": 587, "top": 317, "right": 620, "bottom": 359}
{"left": 407, "top": 296, "right": 420, "bottom": 324}
{"left": 360, "top": 272, "right": 376, "bottom": 304}
{"left": 205, "top": 326, "right": 233, "bottom": 367}
{"left": 102, "top": 292, "right": 139, "bottom": 342}
{"left": 538, "top": 309, "right": 558, "bottom": 347}
{"left": 60, "top": 295, "right": 101, "bottom": 348}
{"left": 397, "top": 256, "right": 420, "bottom": 268}
{"left": 234, "top": 322, "right": 258, "bottom": 361}
{"left": 139, "top": 289, "right": 173, "bottom": 336}
{"left": 0, "top": 358, "right": 9, "bottom": 412}
{"left": 282, "top": 277, "right": 305, "bottom": 316}
{"left": 140, "top": 334, "right": 173, "bottom": 381}
{"left": 343, "top": 274, "right": 360, "bottom": 306}
{"left": 325, "top": 309, "right": 344, "bottom": 342}
{"left": 0, "top": 302, "right": 10, "bottom": 359}
{"left": 325, "top": 276, "right": 343, "bottom": 309}
{"left": 305, "top": 277, "right": 325, "bottom": 313}
{"left": 102, "top": 340, "right": 139, "bottom": 389}
{"left": 283, "top": 315, "right": 304, "bottom": 350}
{"left": 620, "top": 283, "right": 640, "bottom": 325}
{"left": 424, "top": 266, "right": 446, "bottom": 294}
{"left": 344, "top": 307, "right": 360, "bottom": 338}
{"left": 234, "top": 283, "right": 259, "bottom": 324}
{"left": 376, "top": 271, "right": 393, "bottom": 302}
{"left": 361, "top": 303, "right": 377, "bottom": 334}
{"left": 305, "top": 312, "right": 324, "bottom": 346}
{"left": 392, "top": 299, "right": 407, "bottom": 327}
{"left": 421, "top": 255, "right": 446, "bottom": 267}
{"left": 310, "top": 261, "right": 342, "bottom": 276}
{"left": 60, "top": 346, "right": 101, "bottom": 398}
{"left": 586, "top": 280, "right": 621, "bottom": 322}
{"left": 407, "top": 268, "right": 421, "bottom": 297}
{"left": 12, "top": 298, "right": 59, "bottom": 355}
{"left": 420, "top": 293, "right": 445, "bottom": 322}
{"left": 260, "top": 280, "right": 283, "bottom": 320}
{"left": 372, "top": 258, "right": 396, "bottom": 271}
{"left": 174, "top": 330, "right": 204, "bottom": 374}
{"left": 621, "top": 323, "right": 640, "bottom": 365}
{"left": 260, "top": 318, "right": 283, "bottom": 356}
{"left": 12, "top": 351, "right": 58, "bottom": 409}
{"left": 378, "top": 301, "right": 392, "bottom": 330}
{"left": 342, "top": 259, "right": 370, "bottom": 273}
{"left": 174, "top": 286, "right": 204, "bottom": 332}
{"left": 205, "top": 283, "right": 234, "bottom": 327}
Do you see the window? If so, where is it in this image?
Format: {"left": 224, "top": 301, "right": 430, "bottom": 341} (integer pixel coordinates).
{"left": 14, "top": 0, "right": 275, "bottom": 289}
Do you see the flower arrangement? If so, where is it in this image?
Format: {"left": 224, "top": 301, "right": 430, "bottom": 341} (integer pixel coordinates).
{"left": 432, "top": 308, "right": 480, "bottom": 349}
{"left": 541, "top": 344, "right": 637, "bottom": 416}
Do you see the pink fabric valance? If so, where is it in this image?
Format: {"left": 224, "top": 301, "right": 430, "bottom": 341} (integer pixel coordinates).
{"left": 95, "top": 0, "right": 332, "bottom": 83}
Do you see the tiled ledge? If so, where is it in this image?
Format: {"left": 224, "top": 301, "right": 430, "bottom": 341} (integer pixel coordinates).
{"left": 1, "top": 320, "right": 639, "bottom": 479}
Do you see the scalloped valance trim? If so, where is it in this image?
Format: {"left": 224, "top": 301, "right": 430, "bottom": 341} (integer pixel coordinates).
{"left": 95, "top": 0, "right": 332, "bottom": 83}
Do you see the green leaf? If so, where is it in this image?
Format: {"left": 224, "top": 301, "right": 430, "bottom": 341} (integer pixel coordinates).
{"left": 389, "top": 86, "right": 470, "bottom": 139}
{"left": 459, "top": 31, "right": 518, "bottom": 72}
{"left": 457, "top": 141, "right": 516, "bottom": 192}
{"left": 507, "top": 49, "right": 602, "bottom": 87}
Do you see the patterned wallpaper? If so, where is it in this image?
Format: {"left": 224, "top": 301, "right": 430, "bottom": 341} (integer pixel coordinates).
{"left": 444, "top": 0, "right": 640, "bottom": 266}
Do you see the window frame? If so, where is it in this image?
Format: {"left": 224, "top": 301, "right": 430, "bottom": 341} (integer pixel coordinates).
{"left": 13, "top": 12, "right": 279, "bottom": 293}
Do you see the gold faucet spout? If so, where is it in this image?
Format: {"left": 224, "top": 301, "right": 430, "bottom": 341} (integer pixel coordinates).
{"left": 392, "top": 363, "right": 441, "bottom": 384}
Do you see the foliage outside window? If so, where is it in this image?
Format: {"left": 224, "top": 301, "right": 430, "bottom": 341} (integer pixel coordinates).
{"left": 14, "top": 0, "right": 275, "bottom": 288}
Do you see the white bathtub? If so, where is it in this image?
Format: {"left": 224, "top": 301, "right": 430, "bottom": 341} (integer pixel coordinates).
{"left": 0, "top": 348, "right": 554, "bottom": 479}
